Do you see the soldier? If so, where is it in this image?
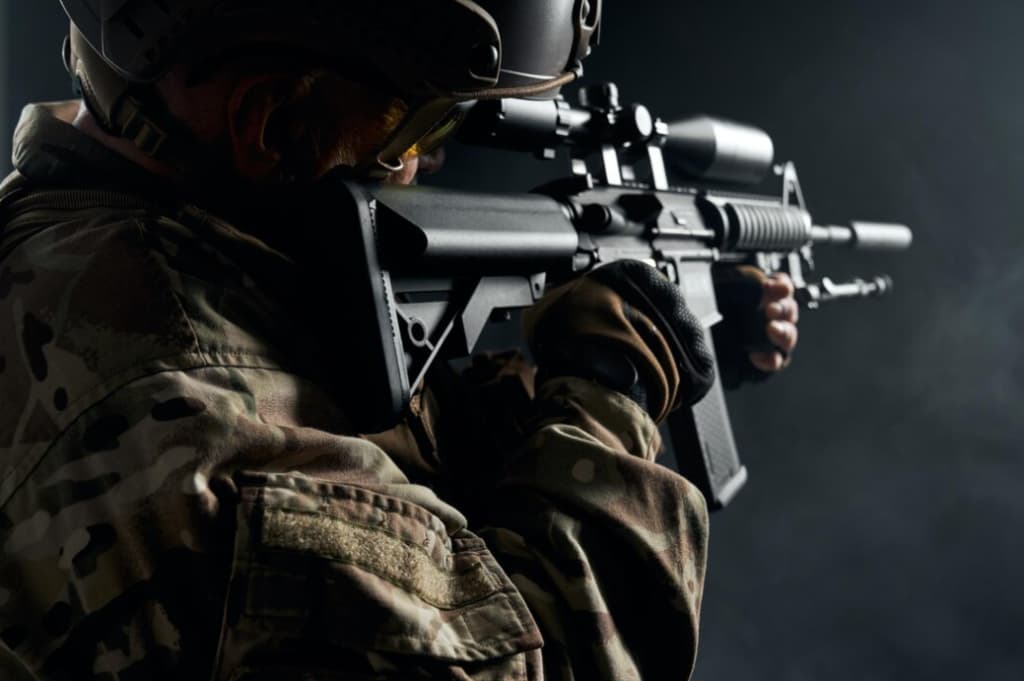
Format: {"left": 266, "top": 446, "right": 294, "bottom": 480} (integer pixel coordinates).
{"left": 0, "top": 2, "right": 799, "bottom": 679}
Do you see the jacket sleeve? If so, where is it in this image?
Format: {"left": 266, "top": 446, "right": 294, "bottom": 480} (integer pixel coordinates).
{"left": 476, "top": 376, "right": 710, "bottom": 681}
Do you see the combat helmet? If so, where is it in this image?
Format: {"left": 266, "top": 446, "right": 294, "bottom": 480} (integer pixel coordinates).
{"left": 59, "top": 0, "right": 603, "bottom": 174}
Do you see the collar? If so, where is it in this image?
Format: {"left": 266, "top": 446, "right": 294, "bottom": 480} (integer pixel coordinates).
{"left": 11, "top": 101, "right": 171, "bottom": 193}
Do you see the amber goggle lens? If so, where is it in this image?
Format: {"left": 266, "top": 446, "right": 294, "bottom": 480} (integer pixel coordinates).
{"left": 410, "top": 104, "right": 470, "bottom": 156}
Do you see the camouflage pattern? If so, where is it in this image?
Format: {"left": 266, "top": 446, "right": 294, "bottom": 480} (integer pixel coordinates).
{"left": 0, "top": 102, "right": 709, "bottom": 680}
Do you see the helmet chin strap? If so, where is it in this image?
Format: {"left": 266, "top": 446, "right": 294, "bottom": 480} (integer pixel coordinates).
{"left": 66, "top": 26, "right": 399, "bottom": 184}
{"left": 65, "top": 27, "right": 218, "bottom": 178}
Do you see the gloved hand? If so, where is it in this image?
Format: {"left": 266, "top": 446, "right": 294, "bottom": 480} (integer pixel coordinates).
{"left": 712, "top": 264, "right": 800, "bottom": 388}
{"left": 522, "top": 260, "right": 716, "bottom": 424}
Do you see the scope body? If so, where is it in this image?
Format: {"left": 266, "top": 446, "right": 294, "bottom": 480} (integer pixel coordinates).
{"left": 458, "top": 97, "right": 778, "bottom": 184}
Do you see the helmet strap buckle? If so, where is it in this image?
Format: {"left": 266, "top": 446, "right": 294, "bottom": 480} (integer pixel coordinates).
{"left": 114, "top": 97, "right": 170, "bottom": 159}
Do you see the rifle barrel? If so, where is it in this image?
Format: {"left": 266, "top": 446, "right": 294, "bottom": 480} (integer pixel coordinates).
{"left": 812, "top": 222, "right": 913, "bottom": 250}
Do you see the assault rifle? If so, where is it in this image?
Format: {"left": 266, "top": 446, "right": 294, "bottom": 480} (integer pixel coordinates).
{"left": 313, "top": 83, "right": 912, "bottom": 509}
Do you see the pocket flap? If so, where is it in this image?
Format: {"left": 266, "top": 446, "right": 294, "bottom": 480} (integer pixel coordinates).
{"left": 217, "top": 472, "right": 542, "bottom": 675}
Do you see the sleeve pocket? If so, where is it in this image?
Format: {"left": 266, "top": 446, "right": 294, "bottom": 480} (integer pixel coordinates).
{"left": 215, "top": 472, "right": 543, "bottom": 681}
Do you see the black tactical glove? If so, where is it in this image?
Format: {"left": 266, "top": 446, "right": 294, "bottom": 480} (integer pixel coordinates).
{"left": 712, "top": 264, "right": 798, "bottom": 388}
{"left": 523, "top": 260, "right": 716, "bottom": 423}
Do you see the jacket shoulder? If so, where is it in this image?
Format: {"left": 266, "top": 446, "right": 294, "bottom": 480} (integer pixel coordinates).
{"left": 0, "top": 198, "right": 293, "bottom": 456}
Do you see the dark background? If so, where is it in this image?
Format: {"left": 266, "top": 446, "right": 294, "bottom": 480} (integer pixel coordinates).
{"left": 3, "top": 1, "right": 1021, "bottom": 679}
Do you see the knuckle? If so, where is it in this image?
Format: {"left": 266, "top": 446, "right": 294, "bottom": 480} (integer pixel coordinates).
{"left": 749, "top": 351, "right": 782, "bottom": 372}
{"left": 768, "top": 321, "right": 797, "bottom": 351}
{"left": 768, "top": 299, "right": 799, "bottom": 322}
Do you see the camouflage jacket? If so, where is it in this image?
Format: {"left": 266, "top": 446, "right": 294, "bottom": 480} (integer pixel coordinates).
{"left": 0, "top": 102, "right": 709, "bottom": 680}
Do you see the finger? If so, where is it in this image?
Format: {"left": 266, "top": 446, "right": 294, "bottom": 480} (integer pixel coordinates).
{"left": 765, "top": 298, "right": 800, "bottom": 324}
{"left": 767, "top": 320, "right": 799, "bottom": 354}
{"left": 749, "top": 351, "right": 786, "bottom": 373}
{"left": 762, "top": 273, "right": 796, "bottom": 304}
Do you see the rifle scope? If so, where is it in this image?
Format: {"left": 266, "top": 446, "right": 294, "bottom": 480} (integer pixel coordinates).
{"left": 457, "top": 97, "right": 776, "bottom": 185}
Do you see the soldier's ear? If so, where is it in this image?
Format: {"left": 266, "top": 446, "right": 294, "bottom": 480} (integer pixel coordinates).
{"left": 227, "top": 73, "right": 287, "bottom": 181}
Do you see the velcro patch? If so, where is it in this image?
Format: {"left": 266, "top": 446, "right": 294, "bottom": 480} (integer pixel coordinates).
{"left": 261, "top": 508, "right": 497, "bottom": 609}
